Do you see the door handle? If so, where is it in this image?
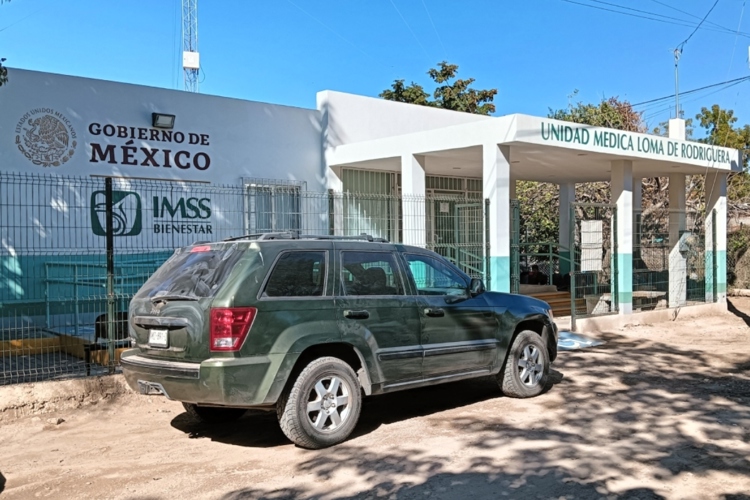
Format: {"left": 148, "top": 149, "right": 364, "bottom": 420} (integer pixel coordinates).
{"left": 344, "top": 310, "right": 370, "bottom": 320}
{"left": 425, "top": 308, "right": 445, "bottom": 317}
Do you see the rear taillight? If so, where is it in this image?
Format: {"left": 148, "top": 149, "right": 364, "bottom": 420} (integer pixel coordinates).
{"left": 210, "top": 307, "right": 256, "bottom": 352}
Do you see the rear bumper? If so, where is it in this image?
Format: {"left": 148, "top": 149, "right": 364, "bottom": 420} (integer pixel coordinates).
{"left": 120, "top": 349, "right": 288, "bottom": 406}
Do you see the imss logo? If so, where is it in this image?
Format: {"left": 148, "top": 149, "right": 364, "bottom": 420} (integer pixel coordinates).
{"left": 90, "top": 190, "right": 143, "bottom": 236}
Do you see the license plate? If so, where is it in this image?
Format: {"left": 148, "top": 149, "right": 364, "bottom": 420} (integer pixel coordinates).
{"left": 148, "top": 329, "right": 168, "bottom": 348}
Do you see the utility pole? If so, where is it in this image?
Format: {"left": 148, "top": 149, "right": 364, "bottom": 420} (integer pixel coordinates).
{"left": 674, "top": 47, "right": 682, "bottom": 119}
{"left": 182, "top": 0, "right": 199, "bottom": 93}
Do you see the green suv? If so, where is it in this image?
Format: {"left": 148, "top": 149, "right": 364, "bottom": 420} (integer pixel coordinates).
{"left": 121, "top": 233, "right": 558, "bottom": 449}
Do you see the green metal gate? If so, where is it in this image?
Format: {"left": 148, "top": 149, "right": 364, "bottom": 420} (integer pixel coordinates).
{"left": 510, "top": 199, "right": 521, "bottom": 294}
{"left": 426, "top": 194, "right": 488, "bottom": 280}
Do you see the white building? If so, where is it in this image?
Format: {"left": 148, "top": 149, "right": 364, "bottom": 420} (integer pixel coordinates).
{"left": 0, "top": 68, "right": 741, "bottom": 331}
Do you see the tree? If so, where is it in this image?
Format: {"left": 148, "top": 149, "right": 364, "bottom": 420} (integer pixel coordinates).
{"left": 380, "top": 62, "right": 497, "bottom": 115}
{"left": 515, "top": 95, "right": 653, "bottom": 248}
{"left": 696, "top": 105, "right": 750, "bottom": 168}
{"left": 1, "top": 0, "right": 10, "bottom": 87}
{"left": 0, "top": 58, "right": 7, "bottom": 87}
{"left": 549, "top": 91, "right": 646, "bottom": 133}
{"left": 652, "top": 119, "right": 694, "bottom": 140}
{"left": 693, "top": 105, "right": 750, "bottom": 219}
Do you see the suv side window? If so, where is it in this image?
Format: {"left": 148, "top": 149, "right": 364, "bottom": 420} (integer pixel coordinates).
{"left": 264, "top": 251, "right": 327, "bottom": 297}
{"left": 404, "top": 253, "right": 467, "bottom": 296}
{"left": 341, "top": 252, "right": 405, "bottom": 296}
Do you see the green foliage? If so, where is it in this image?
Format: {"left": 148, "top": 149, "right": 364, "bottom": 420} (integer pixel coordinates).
{"left": 695, "top": 105, "right": 750, "bottom": 169}
{"left": 516, "top": 182, "right": 560, "bottom": 250}
{"left": 380, "top": 61, "right": 497, "bottom": 115}
{"left": 379, "top": 79, "right": 432, "bottom": 107}
{"left": 693, "top": 105, "right": 750, "bottom": 211}
{"left": 727, "top": 227, "right": 750, "bottom": 287}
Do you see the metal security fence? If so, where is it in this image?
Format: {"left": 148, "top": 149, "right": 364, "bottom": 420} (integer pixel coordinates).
{"left": 634, "top": 207, "right": 669, "bottom": 306}
{"left": 0, "top": 173, "right": 249, "bottom": 384}
{"left": 570, "top": 203, "right": 618, "bottom": 319}
{"left": 684, "top": 210, "right": 714, "bottom": 305}
{"left": 632, "top": 207, "right": 716, "bottom": 312}
{"left": 1, "top": 172, "right": 491, "bottom": 385}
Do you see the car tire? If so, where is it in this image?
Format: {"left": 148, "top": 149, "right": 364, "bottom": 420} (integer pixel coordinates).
{"left": 277, "top": 356, "right": 362, "bottom": 449}
{"left": 500, "top": 330, "right": 550, "bottom": 398}
{"left": 182, "top": 403, "right": 246, "bottom": 424}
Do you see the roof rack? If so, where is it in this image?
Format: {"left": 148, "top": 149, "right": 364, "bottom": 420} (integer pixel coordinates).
{"left": 222, "top": 232, "right": 389, "bottom": 243}
{"left": 299, "top": 234, "right": 390, "bottom": 243}
{"left": 223, "top": 232, "right": 298, "bottom": 242}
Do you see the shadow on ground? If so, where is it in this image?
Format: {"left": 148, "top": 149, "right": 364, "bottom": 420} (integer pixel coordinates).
{"left": 727, "top": 298, "right": 750, "bottom": 328}
{"left": 167, "top": 328, "right": 750, "bottom": 499}
{"left": 0, "top": 470, "right": 5, "bottom": 495}
{"left": 219, "top": 471, "right": 666, "bottom": 500}
{"left": 170, "top": 375, "right": 516, "bottom": 447}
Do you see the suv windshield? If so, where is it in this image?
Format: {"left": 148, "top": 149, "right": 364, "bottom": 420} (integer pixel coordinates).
{"left": 135, "top": 243, "right": 246, "bottom": 301}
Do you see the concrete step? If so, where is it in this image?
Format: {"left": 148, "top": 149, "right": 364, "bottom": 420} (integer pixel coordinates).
{"left": 527, "top": 291, "right": 585, "bottom": 318}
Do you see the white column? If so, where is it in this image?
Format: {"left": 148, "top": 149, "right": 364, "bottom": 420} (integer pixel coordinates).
{"left": 633, "top": 177, "right": 642, "bottom": 213}
{"left": 483, "top": 144, "right": 511, "bottom": 292}
{"left": 705, "top": 172, "right": 728, "bottom": 303}
{"left": 401, "top": 153, "right": 426, "bottom": 247}
{"left": 509, "top": 176, "right": 518, "bottom": 201}
{"left": 668, "top": 175, "right": 687, "bottom": 307}
{"left": 611, "top": 160, "right": 633, "bottom": 315}
{"left": 328, "top": 168, "right": 344, "bottom": 236}
{"left": 668, "top": 118, "right": 686, "bottom": 140}
{"left": 559, "top": 183, "right": 575, "bottom": 275}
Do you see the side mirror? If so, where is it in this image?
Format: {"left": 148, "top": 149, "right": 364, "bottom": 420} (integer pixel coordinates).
{"left": 470, "top": 278, "right": 485, "bottom": 297}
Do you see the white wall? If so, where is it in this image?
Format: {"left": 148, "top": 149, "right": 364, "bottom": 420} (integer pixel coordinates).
{"left": 1, "top": 69, "right": 324, "bottom": 188}
{"left": 317, "top": 90, "right": 491, "bottom": 149}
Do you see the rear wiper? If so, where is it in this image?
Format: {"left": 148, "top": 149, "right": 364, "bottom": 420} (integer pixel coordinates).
{"left": 150, "top": 294, "right": 199, "bottom": 302}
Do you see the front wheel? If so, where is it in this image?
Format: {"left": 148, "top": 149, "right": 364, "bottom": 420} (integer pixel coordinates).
{"left": 277, "top": 357, "right": 362, "bottom": 449}
{"left": 499, "top": 330, "right": 550, "bottom": 398}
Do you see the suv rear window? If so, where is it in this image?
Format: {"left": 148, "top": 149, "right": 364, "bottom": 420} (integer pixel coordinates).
{"left": 263, "top": 251, "right": 327, "bottom": 297}
{"left": 135, "top": 243, "right": 245, "bottom": 300}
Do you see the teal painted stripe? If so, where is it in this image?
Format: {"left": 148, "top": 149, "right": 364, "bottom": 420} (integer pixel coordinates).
{"left": 618, "top": 291, "right": 633, "bottom": 304}
{"left": 716, "top": 249, "right": 727, "bottom": 294}
{"left": 488, "top": 256, "right": 510, "bottom": 293}
{"left": 616, "top": 252, "right": 633, "bottom": 307}
{"left": 1, "top": 252, "right": 172, "bottom": 306}
{"left": 704, "top": 249, "right": 727, "bottom": 297}
{"left": 559, "top": 251, "right": 571, "bottom": 275}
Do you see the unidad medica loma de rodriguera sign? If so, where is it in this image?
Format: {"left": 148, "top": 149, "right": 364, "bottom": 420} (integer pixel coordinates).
{"left": 540, "top": 121, "right": 735, "bottom": 165}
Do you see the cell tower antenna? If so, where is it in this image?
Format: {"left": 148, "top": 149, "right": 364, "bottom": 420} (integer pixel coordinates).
{"left": 182, "top": 0, "right": 199, "bottom": 93}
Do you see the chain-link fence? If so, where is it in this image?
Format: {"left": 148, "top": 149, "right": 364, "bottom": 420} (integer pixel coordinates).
{"left": 727, "top": 226, "right": 750, "bottom": 289}
{"left": 1, "top": 172, "right": 490, "bottom": 385}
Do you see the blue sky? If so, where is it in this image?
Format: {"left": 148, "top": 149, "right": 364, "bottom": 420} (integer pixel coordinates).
{"left": 2, "top": 0, "right": 749, "bottom": 135}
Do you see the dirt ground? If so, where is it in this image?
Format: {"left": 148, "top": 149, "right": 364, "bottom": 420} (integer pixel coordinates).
{"left": 1, "top": 301, "right": 750, "bottom": 500}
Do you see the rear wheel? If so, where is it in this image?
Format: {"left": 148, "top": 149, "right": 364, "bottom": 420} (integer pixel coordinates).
{"left": 277, "top": 357, "right": 362, "bottom": 449}
{"left": 500, "top": 330, "right": 550, "bottom": 398}
{"left": 182, "top": 403, "right": 246, "bottom": 424}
